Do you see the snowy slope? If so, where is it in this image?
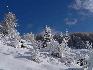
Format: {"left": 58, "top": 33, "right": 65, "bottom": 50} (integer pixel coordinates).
{"left": 0, "top": 46, "right": 67, "bottom": 70}
{"left": 0, "top": 44, "right": 83, "bottom": 70}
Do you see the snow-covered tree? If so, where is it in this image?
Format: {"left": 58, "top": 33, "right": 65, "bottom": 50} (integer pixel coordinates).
{"left": 62, "top": 29, "right": 70, "bottom": 50}
{"left": 23, "top": 32, "right": 35, "bottom": 42}
{"left": 60, "top": 32, "right": 64, "bottom": 38}
{"left": 21, "top": 32, "right": 37, "bottom": 48}
{"left": 42, "top": 25, "right": 53, "bottom": 47}
{"left": 44, "top": 25, "right": 52, "bottom": 42}
{"left": 0, "top": 12, "right": 21, "bottom": 47}
{"left": 2, "top": 12, "right": 17, "bottom": 34}
{"left": 64, "top": 29, "right": 70, "bottom": 43}
{"left": 84, "top": 41, "right": 93, "bottom": 70}
{"left": 85, "top": 41, "right": 92, "bottom": 49}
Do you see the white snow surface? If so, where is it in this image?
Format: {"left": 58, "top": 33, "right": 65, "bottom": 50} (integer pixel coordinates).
{"left": 0, "top": 44, "right": 66, "bottom": 70}
{"left": 0, "top": 43, "right": 83, "bottom": 70}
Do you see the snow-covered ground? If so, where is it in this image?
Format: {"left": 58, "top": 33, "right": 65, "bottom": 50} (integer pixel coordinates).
{"left": 0, "top": 43, "right": 84, "bottom": 70}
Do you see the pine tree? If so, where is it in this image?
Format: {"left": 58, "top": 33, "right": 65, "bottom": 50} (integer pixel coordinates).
{"left": 44, "top": 25, "right": 52, "bottom": 42}
{"left": 58, "top": 29, "right": 71, "bottom": 58}
{"left": 60, "top": 32, "right": 63, "bottom": 38}
{"left": 63, "top": 29, "right": 70, "bottom": 49}
{"left": 85, "top": 41, "right": 92, "bottom": 49}
{"left": 42, "top": 25, "right": 53, "bottom": 47}
{"left": 85, "top": 41, "right": 93, "bottom": 70}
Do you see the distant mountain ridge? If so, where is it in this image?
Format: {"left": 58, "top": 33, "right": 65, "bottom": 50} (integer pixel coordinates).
{"left": 69, "top": 32, "right": 93, "bottom": 49}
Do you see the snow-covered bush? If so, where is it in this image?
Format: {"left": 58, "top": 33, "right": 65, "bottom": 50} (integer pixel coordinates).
{"left": 22, "top": 33, "right": 38, "bottom": 49}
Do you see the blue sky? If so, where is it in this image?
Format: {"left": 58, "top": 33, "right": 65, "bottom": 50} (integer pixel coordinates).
{"left": 0, "top": 0, "right": 93, "bottom": 34}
